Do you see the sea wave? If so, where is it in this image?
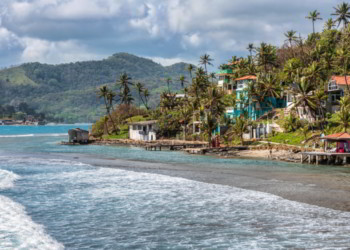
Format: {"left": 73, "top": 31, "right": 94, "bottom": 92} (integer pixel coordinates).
{"left": 0, "top": 133, "right": 67, "bottom": 138}
{"left": 0, "top": 169, "right": 20, "bottom": 190}
{"left": 0, "top": 195, "right": 64, "bottom": 250}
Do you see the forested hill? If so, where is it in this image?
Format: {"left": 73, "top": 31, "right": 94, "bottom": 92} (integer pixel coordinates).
{"left": 0, "top": 53, "right": 191, "bottom": 122}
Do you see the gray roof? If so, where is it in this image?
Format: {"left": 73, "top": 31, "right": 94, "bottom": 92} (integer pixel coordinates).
{"left": 129, "top": 120, "right": 158, "bottom": 125}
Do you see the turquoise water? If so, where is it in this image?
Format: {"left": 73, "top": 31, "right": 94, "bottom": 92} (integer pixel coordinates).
{"left": 1, "top": 125, "right": 350, "bottom": 249}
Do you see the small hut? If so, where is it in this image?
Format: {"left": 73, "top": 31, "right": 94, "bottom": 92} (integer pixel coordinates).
{"left": 129, "top": 120, "right": 158, "bottom": 141}
{"left": 323, "top": 132, "right": 350, "bottom": 153}
{"left": 68, "top": 128, "right": 89, "bottom": 144}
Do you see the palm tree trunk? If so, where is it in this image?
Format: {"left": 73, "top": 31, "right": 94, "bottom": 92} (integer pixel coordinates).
{"left": 312, "top": 21, "right": 315, "bottom": 34}
{"left": 103, "top": 97, "right": 117, "bottom": 134}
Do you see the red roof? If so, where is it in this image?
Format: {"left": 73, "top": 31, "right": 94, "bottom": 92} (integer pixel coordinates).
{"left": 331, "top": 76, "right": 350, "bottom": 85}
{"left": 323, "top": 132, "right": 350, "bottom": 140}
{"left": 235, "top": 75, "right": 257, "bottom": 81}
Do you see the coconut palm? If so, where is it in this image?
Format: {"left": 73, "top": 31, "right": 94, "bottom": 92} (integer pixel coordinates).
{"left": 231, "top": 116, "right": 250, "bottom": 145}
{"left": 166, "top": 77, "right": 172, "bottom": 92}
{"left": 143, "top": 88, "right": 150, "bottom": 110}
{"left": 135, "top": 82, "right": 145, "bottom": 109}
{"left": 117, "top": 73, "right": 134, "bottom": 105}
{"left": 333, "top": 46, "right": 350, "bottom": 92}
{"left": 98, "top": 86, "right": 116, "bottom": 134}
{"left": 178, "top": 75, "right": 188, "bottom": 88}
{"left": 255, "top": 42, "right": 277, "bottom": 72}
{"left": 284, "top": 30, "right": 298, "bottom": 47}
{"left": 324, "top": 18, "right": 335, "bottom": 30}
{"left": 306, "top": 10, "right": 322, "bottom": 33}
{"left": 332, "top": 2, "right": 350, "bottom": 28}
{"left": 199, "top": 53, "right": 213, "bottom": 73}
{"left": 256, "top": 73, "right": 282, "bottom": 107}
{"left": 209, "top": 72, "right": 216, "bottom": 84}
{"left": 292, "top": 77, "right": 317, "bottom": 118}
{"left": 201, "top": 86, "right": 226, "bottom": 147}
{"left": 247, "top": 43, "right": 254, "bottom": 57}
{"left": 335, "top": 96, "right": 350, "bottom": 132}
{"left": 187, "top": 64, "right": 195, "bottom": 83}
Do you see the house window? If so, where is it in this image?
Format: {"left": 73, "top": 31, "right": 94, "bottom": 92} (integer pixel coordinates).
{"left": 138, "top": 125, "right": 142, "bottom": 130}
{"left": 228, "top": 84, "right": 232, "bottom": 90}
{"left": 149, "top": 125, "right": 152, "bottom": 130}
{"left": 328, "top": 81, "right": 338, "bottom": 91}
{"left": 133, "top": 125, "right": 137, "bottom": 130}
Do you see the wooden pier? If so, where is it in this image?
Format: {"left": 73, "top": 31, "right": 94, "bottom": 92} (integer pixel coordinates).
{"left": 301, "top": 152, "right": 350, "bottom": 165}
{"left": 145, "top": 143, "right": 207, "bottom": 151}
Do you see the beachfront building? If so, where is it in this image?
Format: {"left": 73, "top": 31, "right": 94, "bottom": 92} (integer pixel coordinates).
{"left": 129, "top": 120, "right": 158, "bottom": 141}
{"left": 217, "top": 69, "right": 235, "bottom": 94}
{"left": 326, "top": 75, "right": 350, "bottom": 113}
{"left": 225, "top": 75, "right": 286, "bottom": 121}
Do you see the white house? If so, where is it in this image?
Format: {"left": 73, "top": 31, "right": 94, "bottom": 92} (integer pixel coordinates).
{"left": 327, "top": 75, "right": 350, "bottom": 113}
{"left": 129, "top": 120, "right": 158, "bottom": 141}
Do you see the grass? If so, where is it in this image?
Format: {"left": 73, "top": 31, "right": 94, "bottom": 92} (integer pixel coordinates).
{"left": 0, "top": 67, "right": 37, "bottom": 86}
{"left": 268, "top": 131, "right": 306, "bottom": 145}
{"left": 102, "top": 115, "right": 147, "bottom": 140}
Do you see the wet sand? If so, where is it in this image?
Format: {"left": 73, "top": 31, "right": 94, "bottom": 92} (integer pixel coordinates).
{"left": 52, "top": 151, "right": 350, "bottom": 212}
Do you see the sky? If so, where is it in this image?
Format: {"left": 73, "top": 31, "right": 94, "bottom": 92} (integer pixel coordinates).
{"left": 0, "top": 0, "right": 346, "bottom": 70}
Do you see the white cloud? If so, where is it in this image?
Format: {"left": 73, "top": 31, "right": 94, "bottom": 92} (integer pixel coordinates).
{"left": 182, "top": 33, "right": 201, "bottom": 48}
{"left": 0, "top": 27, "right": 21, "bottom": 49}
{"left": 0, "top": 0, "right": 342, "bottom": 67}
{"left": 146, "top": 56, "right": 196, "bottom": 66}
{"left": 20, "top": 38, "right": 104, "bottom": 64}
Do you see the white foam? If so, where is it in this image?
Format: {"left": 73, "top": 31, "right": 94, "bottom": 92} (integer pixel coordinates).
{"left": 0, "top": 195, "right": 64, "bottom": 249}
{"left": 0, "top": 169, "right": 20, "bottom": 190}
{"left": 0, "top": 133, "right": 67, "bottom": 138}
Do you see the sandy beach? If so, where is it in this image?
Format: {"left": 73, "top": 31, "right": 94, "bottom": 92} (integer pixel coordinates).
{"left": 52, "top": 149, "right": 350, "bottom": 212}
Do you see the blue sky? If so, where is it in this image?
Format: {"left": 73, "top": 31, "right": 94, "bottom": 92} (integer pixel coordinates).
{"left": 0, "top": 0, "right": 345, "bottom": 70}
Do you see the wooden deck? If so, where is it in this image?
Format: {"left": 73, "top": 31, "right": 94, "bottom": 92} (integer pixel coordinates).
{"left": 145, "top": 143, "right": 207, "bottom": 151}
{"left": 301, "top": 152, "right": 350, "bottom": 165}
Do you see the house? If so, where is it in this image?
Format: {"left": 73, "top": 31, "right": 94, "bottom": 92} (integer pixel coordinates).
{"left": 326, "top": 76, "right": 350, "bottom": 113}
{"left": 68, "top": 128, "right": 89, "bottom": 143}
{"left": 225, "top": 75, "right": 286, "bottom": 121}
{"left": 217, "top": 69, "right": 235, "bottom": 94}
{"left": 129, "top": 120, "right": 158, "bottom": 141}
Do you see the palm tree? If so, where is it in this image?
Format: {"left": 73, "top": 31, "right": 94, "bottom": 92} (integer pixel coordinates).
{"left": 332, "top": 2, "right": 350, "bottom": 28}
{"left": 324, "top": 18, "right": 335, "bottom": 30}
{"left": 255, "top": 42, "right": 277, "bottom": 72}
{"left": 178, "top": 75, "right": 188, "bottom": 88}
{"left": 143, "top": 88, "right": 150, "bottom": 110}
{"left": 231, "top": 116, "right": 250, "bottom": 145}
{"left": 117, "top": 73, "right": 134, "bottom": 105}
{"left": 333, "top": 46, "right": 350, "bottom": 92}
{"left": 335, "top": 96, "right": 350, "bottom": 132}
{"left": 98, "top": 86, "right": 114, "bottom": 134}
{"left": 306, "top": 10, "right": 322, "bottom": 33}
{"left": 284, "top": 30, "right": 298, "bottom": 47}
{"left": 209, "top": 72, "right": 216, "bottom": 84}
{"left": 187, "top": 64, "right": 195, "bottom": 83}
{"left": 166, "top": 77, "right": 172, "bottom": 92}
{"left": 292, "top": 77, "right": 317, "bottom": 119}
{"left": 256, "top": 73, "right": 282, "bottom": 108}
{"left": 135, "top": 82, "right": 145, "bottom": 109}
{"left": 314, "top": 87, "right": 327, "bottom": 126}
{"left": 199, "top": 53, "right": 213, "bottom": 73}
{"left": 106, "top": 89, "right": 118, "bottom": 133}
{"left": 201, "top": 86, "right": 226, "bottom": 147}
{"left": 247, "top": 43, "right": 254, "bottom": 57}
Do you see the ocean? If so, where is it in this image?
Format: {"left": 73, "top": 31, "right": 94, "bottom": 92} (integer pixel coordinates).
{"left": 1, "top": 125, "right": 350, "bottom": 249}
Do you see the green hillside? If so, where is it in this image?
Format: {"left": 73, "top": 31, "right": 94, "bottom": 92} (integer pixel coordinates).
{"left": 0, "top": 53, "right": 191, "bottom": 122}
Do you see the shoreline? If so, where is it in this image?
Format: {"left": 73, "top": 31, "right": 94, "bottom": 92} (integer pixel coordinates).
{"left": 49, "top": 146, "right": 350, "bottom": 212}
